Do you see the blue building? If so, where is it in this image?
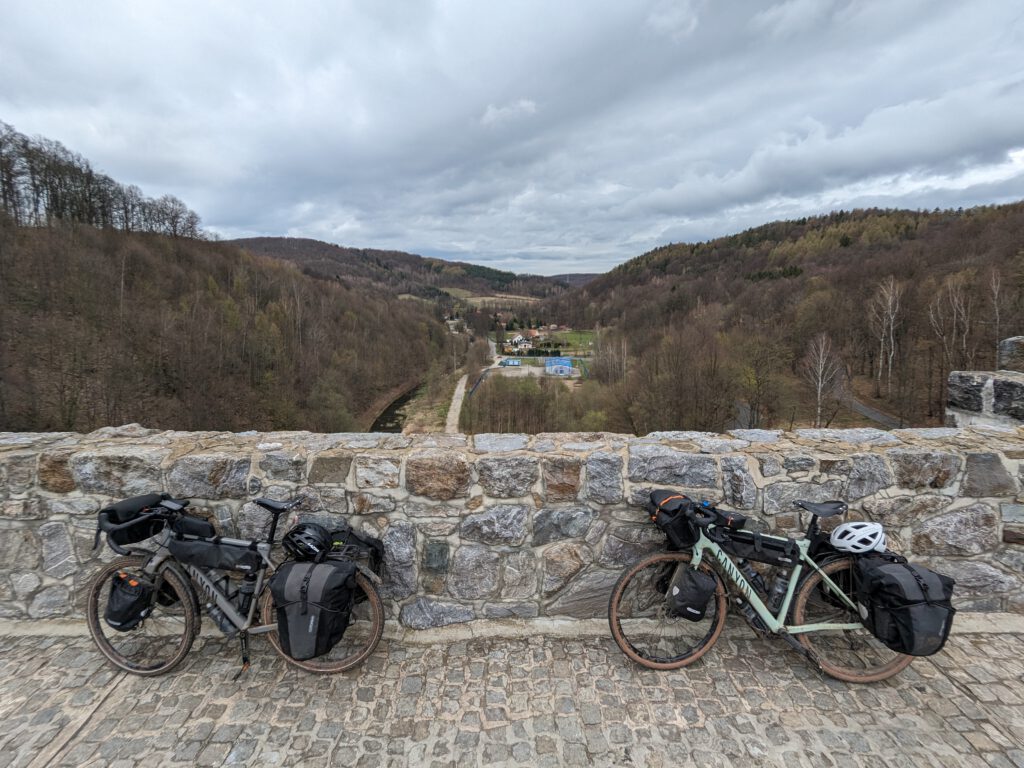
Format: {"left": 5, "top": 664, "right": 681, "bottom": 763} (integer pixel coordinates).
{"left": 545, "top": 357, "right": 573, "bottom": 376}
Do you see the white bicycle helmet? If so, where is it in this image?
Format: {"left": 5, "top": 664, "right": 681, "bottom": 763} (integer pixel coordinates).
{"left": 829, "top": 521, "right": 886, "bottom": 553}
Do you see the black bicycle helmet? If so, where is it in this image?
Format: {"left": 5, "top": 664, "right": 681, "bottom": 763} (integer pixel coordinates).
{"left": 282, "top": 522, "right": 331, "bottom": 562}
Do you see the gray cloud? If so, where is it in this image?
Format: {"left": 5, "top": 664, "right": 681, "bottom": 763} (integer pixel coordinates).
{"left": 2, "top": 0, "right": 1022, "bottom": 275}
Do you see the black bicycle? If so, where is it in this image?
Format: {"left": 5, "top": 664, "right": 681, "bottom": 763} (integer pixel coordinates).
{"left": 86, "top": 494, "right": 384, "bottom": 676}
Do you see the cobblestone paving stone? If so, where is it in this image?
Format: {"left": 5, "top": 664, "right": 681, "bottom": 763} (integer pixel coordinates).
{"left": 0, "top": 623, "right": 1022, "bottom": 767}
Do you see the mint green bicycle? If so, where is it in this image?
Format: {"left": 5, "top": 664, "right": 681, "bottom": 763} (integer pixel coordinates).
{"left": 607, "top": 494, "right": 913, "bottom": 683}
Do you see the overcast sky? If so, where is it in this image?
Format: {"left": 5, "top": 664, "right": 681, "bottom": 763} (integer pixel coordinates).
{"left": 2, "top": 1, "right": 1023, "bottom": 275}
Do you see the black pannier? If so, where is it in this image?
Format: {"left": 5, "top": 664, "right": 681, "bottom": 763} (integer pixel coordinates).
{"left": 167, "top": 537, "right": 262, "bottom": 573}
{"left": 665, "top": 565, "right": 717, "bottom": 621}
{"left": 104, "top": 570, "right": 155, "bottom": 631}
{"left": 856, "top": 554, "right": 955, "bottom": 657}
{"left": 648, "top": 490, "right": 698, "bottom": 550}
{"left": 270, "top": 560, "right": 358, "bottom": 660}
{"left": 98, "top": 492, "right": 168, "bottom": 546}
{"left": 718, "top": 530, "right": 799, "bottom": 567}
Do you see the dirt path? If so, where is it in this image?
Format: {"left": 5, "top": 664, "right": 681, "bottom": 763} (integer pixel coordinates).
{"left": 445, "top": 374, "right": 468, "bottom": 433}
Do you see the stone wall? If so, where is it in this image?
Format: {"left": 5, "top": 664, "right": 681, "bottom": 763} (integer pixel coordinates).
{"left": 947, "top": 336, "right": 1024, "bottom": 428}
{"left": 2, "top": 424, "right": 1023, "bottom": 627}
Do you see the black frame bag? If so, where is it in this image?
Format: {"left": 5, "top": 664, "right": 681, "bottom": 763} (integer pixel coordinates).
{"left": 665, "top": 565, "right": 717, "bottom": 621}
{"left": 269, "top": 560, "right": 358, "bottom": 660}
{"left": 717, "top": 530, "right": 799, "bottom": 567}
{"left": 104, "top": 570, "right": 155, "bottom": 631}
{"left": 856, "top": 554, "right": 955, "bottom": 657}
{"left": 167, "top": 537, "right": 262, "bottom": 573}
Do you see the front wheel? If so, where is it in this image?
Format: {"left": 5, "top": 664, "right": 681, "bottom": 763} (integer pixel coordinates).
{"left": 86, "top": 556, "right": 198, "bottom": 676}
{"left": 260, "top": 569, "right": 384, "bottom": 674}
{"left": 608, "top": 552, "right": 727, "bottom": 670}
{"left": 790, "top": 557, "right": 913, "bottom": 683}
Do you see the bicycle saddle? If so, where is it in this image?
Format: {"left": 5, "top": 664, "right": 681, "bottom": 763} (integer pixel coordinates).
{"left": 254, "top": 497, "right": 299, "bottom": 513}
{"left": 793, "top": 499, "right": 847, "bottom": 517}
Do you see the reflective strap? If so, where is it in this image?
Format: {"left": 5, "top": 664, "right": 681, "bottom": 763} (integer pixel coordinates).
{"left": 300, "top": 567, "right": 313, "bottom": 615}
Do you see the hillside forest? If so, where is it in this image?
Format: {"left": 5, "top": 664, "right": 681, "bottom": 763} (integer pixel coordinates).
{"left": 518, "top": 204, "right": 1024, "bottom": 434}
{"left": 0, "top": 124, "right": 463, "bottom": 432}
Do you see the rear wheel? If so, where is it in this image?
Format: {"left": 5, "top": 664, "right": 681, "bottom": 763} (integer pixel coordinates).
{"left": 608, "top": 552, "right": 727, "bottom": 670}
{"left": 86, "top": 556, "right": 197, "bottom": 676}
{"left": 791, "top": 557, "right": 913, "bottom": 683}
{"left": 260, "top": 568, "right": 384, "bottom": 674}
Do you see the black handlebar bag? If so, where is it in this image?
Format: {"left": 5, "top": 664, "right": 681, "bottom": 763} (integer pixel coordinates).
{"left": 856, "top": 554, "right": 955, "bottom": 656}
{"left": 270, "top": 560, "right": 358, "bottom": 660}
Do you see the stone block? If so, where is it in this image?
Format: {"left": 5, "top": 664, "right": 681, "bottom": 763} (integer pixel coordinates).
{"left": 258, "top": 451, "right": 306, "bottom": 482}
{"left": 0, "top": 454, "right": 36, "bottom": 494}
{"left": 962, "top": 452, "right": 1017, "bottom": 497}
{"left": 167, "top": 454, "right": 250, "bottom": 499}
{"left": 947, "top": 371, "right": 989, "bottom": 412}
{"left": 912, "top": 503, "right": 999, "bottom": 555}
{"left": 447, "top": 546, "right": 500, "bottom": 599}
{"left": 405, "top": 452, "right": 471, "bottom": 500}
{"left": 382, "top": 521, "right": 417, "bottom": 600}
{"left": 994, "top": 377, "right": 1024, "bottom": 420}
{"left": 473, "top": 434, "right": 529, "bottom": 452}
{"left": 354, "top": 456, "right": 401, "bottom": 489}
{"left": 476, "top": 456, "right": 538, "bottom": 498}
{"left": 0, "top": 528, "right": 40, "bottom": 570}
{"left": 783, "top": 455, "right": 816, "bottom": 473}
{"left": 542, "top": 542, "right": 592, "bottom": 596}
{"left": 501, "top": 551, "right": 537, "bottom": 598}
{"left": 350, "top": 494, "right": 395, "bottom": 516}
{"left": 757, "top": 454, "right": 783, "bottom": 478}
{"left": 542, "top": 457, "right": 581, "bottom": 502}
{"left": 1002, "top": 504, "right": 1024, "bottom": 523}
{"left": 585, "top": 452, "right": 623, "bottom": 503}
{"left": 862, "top": 495, "right": 951, "bottom": 527}
{"left": 597, "top": 525, "right": 663, "bottom": 568}
{"left": 37, "top": 450, "right": 76, "bottom": 493}
{"left": 308, "top": 454, "right": 353, "bottom": 484}
{"left": 40, "top": 521, "right": 76, "bottom": 578}
{"left": 422, "top": 540, "right": 449, "bottom": 594}
{"left": 887, "top": 449, "right": 961, "bottom": 489}
{"left": 69, "top": 446, "right": 168, "bottom": 495}
{"left": 997, "top": 336, "right": 1024, "bottom": 371}
{"left": 846, "top": 454, "right": 895, "bottom": 499}
{"left": 399, "top": 597, "right": 474, "bottom": 629}
{"left": 533, "top": 507, "right": 596, "bottom": 546}
{"left": 544, "top": 569, "right": 621, "bottom": 618}
{"left": 762, "top": 480, "right": 843, "bottom": 515}
{"left": 627, "top": 445, "right": 717, "bottom": 486}
{"left": 1004, "top": 526, "right": 1024, "bottom": 545}
{"left": 721, "top": 456, "right": 757, "bottom": 509}
{"left": 460, "top": 505, "right": 528, "bottom": 545}
{"left": 29, "top": 586, "right": 70, "bottom": 618}
{"left": 922, "top": 560, "right": 1018, "bottom": 594}
{"left": 483, "top": 602, "right": 539, "bottom": 619}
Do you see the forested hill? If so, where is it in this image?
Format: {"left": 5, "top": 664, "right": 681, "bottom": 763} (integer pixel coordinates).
{"left": 557, "top": 204, "right": 1024, "bottom": 332}
{"left": 542, "top": 203, "right": 1024, "bottom": 432}
{"left": 231, "top": 237, "right": 570, "bottom": 301}
{"left": 0, "top": 222, "right": 454, "bottom": 433}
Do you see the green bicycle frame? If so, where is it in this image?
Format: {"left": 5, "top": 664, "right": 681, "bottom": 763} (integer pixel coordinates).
{"left": 688, "top": 531, "right": 862, "bottom": 635}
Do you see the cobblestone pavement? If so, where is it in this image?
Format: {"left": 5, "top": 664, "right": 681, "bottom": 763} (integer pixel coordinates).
{"left": 0, "top": 621, "right": 1022, "bottom": 768}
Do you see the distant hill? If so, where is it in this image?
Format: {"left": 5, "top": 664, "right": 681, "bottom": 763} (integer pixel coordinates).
{"left": 551, "top": 273, "right": 599, "bottom": 288}
{"left": 230, "top": 237, "right": 570, "bottom": 302}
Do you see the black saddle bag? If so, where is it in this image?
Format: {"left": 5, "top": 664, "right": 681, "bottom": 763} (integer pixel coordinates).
{"left": 104, "top": 570, "right": 155, "bottom": 631}
{"left": 270, "top": 560, "right": 358, "bottom": 660}
{"left": 856, "top": 554, "right": 956, "bottom": 657}
{"left": 665, "top": 565, "right": 717, "bottom": 621}
{"left": 328, "top": 522, "right": 384, "bottom": 575}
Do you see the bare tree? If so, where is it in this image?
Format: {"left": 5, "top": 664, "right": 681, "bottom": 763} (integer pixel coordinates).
{"left": 929, "top": 273, "right": 975, "bottom": 372}
{"left": 868, "top": 277, "right": 902, "bottom": 398}
{"left": 801, "top": 333, "right": 844, "bottom": 428}
{"left": 990, "top": 268, "right": 1003, "bottom": 366}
